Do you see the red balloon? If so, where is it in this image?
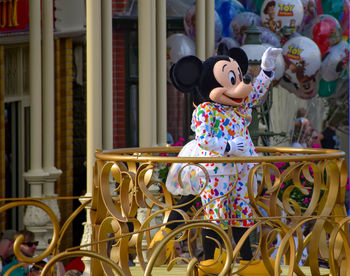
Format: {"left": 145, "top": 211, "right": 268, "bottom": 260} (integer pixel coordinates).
{"left": 311, "top": 16, "right": 342, "bottom": 56}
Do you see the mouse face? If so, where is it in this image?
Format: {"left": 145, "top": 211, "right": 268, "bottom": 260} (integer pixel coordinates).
{"left": 209, "top": 58, "right": 252, "bottom": 107}
{"left": 169, "top": 45, "right": 251, "bottom": 107}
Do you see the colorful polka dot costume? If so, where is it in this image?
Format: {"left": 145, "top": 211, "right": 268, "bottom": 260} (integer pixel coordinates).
{"left": 192, "top": 70, "right": 272, "bottom": 229}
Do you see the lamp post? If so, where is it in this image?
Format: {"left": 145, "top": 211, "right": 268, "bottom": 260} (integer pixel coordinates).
{"left": 241, "top": 23, "right": 285, "bottom": 146}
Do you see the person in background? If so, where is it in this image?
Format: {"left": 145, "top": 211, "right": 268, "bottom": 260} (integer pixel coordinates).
{"left": 43, "top": 239, "right": 65, "bottom": 276}
{"left": 0, "top": 229, "right": 16, "bottom": 272}
{"left": 64, "top": 269, "right": 82, "bottom": 276}
{"left": 27, "top": 260, "right": 46, "bottom": 276}
{"left": 307, "top": 128, "right": 324, "bottom": 148}
{"left": 321, "top": 118, "right": 340, "bottom": 149}
{"left": 290, "top": 108, "right": 312, "bottom": 148}
{"left": 1, "top": 230, "right": 38, "bottom": 276}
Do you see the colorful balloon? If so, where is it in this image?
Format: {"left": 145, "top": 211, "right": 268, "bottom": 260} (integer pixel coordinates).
{"left": 216, "top": 0, "right": 225, "bottom": 9}
{"left": 318, "top": 78, "right": 338, "bottom": 97}
{"left": 298, "top": 0, "right": 317, "bottom": 33}
{"left": 261, "top": 0, "right": 304, "bottom": 37}
{"left": 184, "top": 5, "right": 196, "bottom": 40}
{"left": 167, "top": 34, "right": 196, "bottom": 81}
{"left": 184, "top": 6, "right": 223, "bottom": 43}
{"left": 311, "top": 15, "right": 342, "bottom": 56}
{"left": 258, "top": 26, "right": 282, "bottom": 47}
{"left": 320, "top": 0, "right": 344, "bottom": 19}
{"left": 216, "top": 37, "right": 240, "bottom": 49}
{"left": 320, "top": 40, "right": 349, "bottom": 82}
{"left": 229, "top": 12, "right": 263, "bottom": 44}
{"left": 215, "top": 10, "right": 224, "bottom": 43}
{"left": 217, "top": 0, "right": 245, "bottom": 37}
{"left": 328, "top": 75, "right": 348, "bottom": 99}
{"left": 242, "top": 0, "right": 265, "bottom": 14}
{"left": 340, "top": 0, "right": 349, "bottom": 39}
{"left": 280, "top": 35, "right": 322, "bottom": 99}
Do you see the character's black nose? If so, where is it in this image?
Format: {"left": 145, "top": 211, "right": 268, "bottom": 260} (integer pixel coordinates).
{"left": 243, "top": 74, "right": 251, "bottom": 84}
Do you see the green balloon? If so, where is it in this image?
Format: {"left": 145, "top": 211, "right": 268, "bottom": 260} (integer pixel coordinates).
{"left": 321, "top": 0, "right": 344, "bottom": 19}
{"left": 255, "top": 0, "right": 265, "bottom": 14}
{"left": 318, "top": 78, "right": 338, "bottom": 97}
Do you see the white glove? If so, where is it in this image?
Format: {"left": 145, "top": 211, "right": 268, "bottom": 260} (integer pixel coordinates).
{"left": 226, "top": 137, "right": 249, "bottom": 156}
{"left": 261, "top": 47, "right": 283, "bottom": 71}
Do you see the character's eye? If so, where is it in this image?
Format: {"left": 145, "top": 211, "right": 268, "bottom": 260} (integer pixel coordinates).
{"left": 238, "top": 68, "right": 242, "bottom": 82}
{"left": 228, "top": 71, "right": 236, "bottom": 85}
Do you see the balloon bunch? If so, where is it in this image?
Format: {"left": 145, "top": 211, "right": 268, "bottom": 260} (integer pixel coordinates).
{"left": 211, "top": 0, "right": 350, "bottom": 99}
{"left": 168, "top": 0, "right": 348, "bottom": 99}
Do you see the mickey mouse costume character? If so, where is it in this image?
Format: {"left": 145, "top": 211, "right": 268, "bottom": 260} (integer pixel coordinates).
{"left": 149, "top": 45, "right": 282, "bottom": 275}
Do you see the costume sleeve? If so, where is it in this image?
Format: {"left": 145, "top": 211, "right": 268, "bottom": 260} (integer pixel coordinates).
{"left": 194, "top": 104, "right": 228, "bottom": 156}
{"left": 243, "top": 70, "right": 273, "bottom": 109}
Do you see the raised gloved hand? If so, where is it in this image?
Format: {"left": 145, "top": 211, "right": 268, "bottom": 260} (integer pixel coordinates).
{"left": 225, "top": 137, "right": 249, "bottom": 156}
{"left": 261, "top": 47, "right": 283, "bottom": 72}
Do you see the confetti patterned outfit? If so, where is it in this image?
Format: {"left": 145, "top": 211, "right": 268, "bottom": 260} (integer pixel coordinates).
{"left": 193, "top": 70, "right": 272, "bottom": 229}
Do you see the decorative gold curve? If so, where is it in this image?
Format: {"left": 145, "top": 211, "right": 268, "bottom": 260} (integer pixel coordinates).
{"left": 90, "top": 146, "right": 348, "bottom": 275}
{"left": 0, "top": 200, "right": 60, "bottom": 264}
{"left": 41, "top": 250, "right": 126, "bottom": 276}
{"left": 144, "top": 222, "right": 233, "bottom": 276}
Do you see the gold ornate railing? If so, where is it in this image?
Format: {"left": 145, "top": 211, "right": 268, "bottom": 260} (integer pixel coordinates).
{"left": 1, "top": 146, "right": 348, "bottom": 275}
{"left": 90, "top": 146, "right": 349, "bottom": 276}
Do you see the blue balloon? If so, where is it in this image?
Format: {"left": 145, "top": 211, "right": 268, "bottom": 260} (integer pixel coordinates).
{"left": 215, "top": 0, "right": 225, "bottom": 10}
{"left": 217, "top": 1, "right": 245, "bottom": 37}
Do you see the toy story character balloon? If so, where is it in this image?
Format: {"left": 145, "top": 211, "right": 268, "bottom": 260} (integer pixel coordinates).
{"left": 167, "top": 34, "right": 195, "bottom": 82}
{"left": 229, "top": 12, "right": 263, "bottom": 44}
{"left": 258, "top": 26, "right": 281, "bottom": 47}
{"left": 261, "top": 0, "right": 304, "bottom": 37}
{"left": 320, "top": 40, "right": 349, "bottom": 82}
{"left": 298, "top": 0, "right": 317, "bottom": 32}
{"left": 280, "top": 35, "right": 322, "bottom": 99}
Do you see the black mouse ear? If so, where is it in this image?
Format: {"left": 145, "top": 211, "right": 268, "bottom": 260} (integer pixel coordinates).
{"left": 228, "top": 47, "right": 249, "bottom": 75}
{"left": 170, "top": 55, "right": 203, "bottom": 93}
{"left": 217, "top": 42, "right": 229, "bottom": 56}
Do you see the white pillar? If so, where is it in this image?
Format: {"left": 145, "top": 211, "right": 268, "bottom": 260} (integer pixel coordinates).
{"left": 28, "top": 0, "right": 44, "bottom": 174}
{"left": 42, "top": 0, "right": 62, "bottom": 242}
{"left": 102, "top": 0, "right": 113, "bottom": 150}
{"left": 205, "top": 0, "right": 215, "bottom": 58}
{"left": 24, "top": 0, "right": 50, "bottom": 254}
{"left": 138, "top": 0, "right": 157, "bottom": 147}
{"left": 156, "top": 0, "right": 167, "bottom": 146}
{"left": 196, "top": 0, "right": 206, "bottom": 60}
{"left": 83, "top": 0, "right": 102, "bottom": 273}
{"left": 86, "top": 0, "right": 102, "bottom": 195}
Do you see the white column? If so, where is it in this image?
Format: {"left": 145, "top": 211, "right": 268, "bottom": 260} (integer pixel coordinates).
{"left": 156, "top": 0, "right": 167, "bottom": 146}
{"left": 23, "top": 0, "right": 49, "bottom": 255}
{"left": 42, "top": 0, "right": 62, "bottom": 244}
{"left": 138, "top": 0, "right": 157, "bottom": 147}
{"left": 82, "top": 0, "right": 102, "bottom": 274}
{"left": 102, "top": 0, "right": 113, "bottom": 150}
{"left": 196, "top": 0, "right": 206, "bottom": 60}
{"left": 205, "top": 0, "right": 215, "bottom": 58}
{"left": 86, "top": 0, "right": 102, "bottom": 195}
